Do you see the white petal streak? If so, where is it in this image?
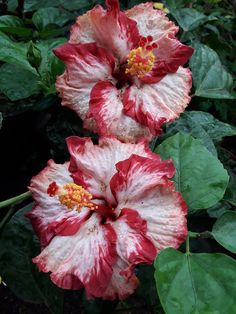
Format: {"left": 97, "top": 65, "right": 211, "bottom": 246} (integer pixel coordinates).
{"left": 126, "top": 2, "right": 178, "bottom": 40}
{"left": 124, "top": 67, "right": 192, "bottom": 133}
{"left": 89, "top": 81, "right": 153, "bottom": 142}
{"left": 103, "top": 258, "right": 139, "bottom": 300}
{"left": 33, "top": 213, "right": 117, "bottom": 298}
{"left": 67, "top": 136, "right": 158, "bottom": 205}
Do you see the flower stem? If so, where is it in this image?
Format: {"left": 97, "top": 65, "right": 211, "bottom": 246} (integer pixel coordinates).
{"left": 186, "top": 234, "right": 190, "bottom": 255}
{"left": 0, "top": 191, "right": 31, "bottom": 209}
{"left": 0, "top": 206, "right": 16, "bottom": 230}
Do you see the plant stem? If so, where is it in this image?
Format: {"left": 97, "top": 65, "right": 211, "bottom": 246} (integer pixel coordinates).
{"left": 186, "top": 234, "right": 190, "bottom": 255}
{"left": 0, "top": 191, "right": 31, "bottom": 209}
{"left": 0, "top": 206, "right": 16, "bottom": 230}
{"left": 188, "top": 230, "right": 213, "bottom": 239}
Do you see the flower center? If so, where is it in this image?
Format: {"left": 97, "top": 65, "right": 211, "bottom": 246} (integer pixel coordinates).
{"left": 125, "top": 35, "right": 157, "bottom": 78}
{"left": 47, "top": 182, "right": 96, "bottom": 212}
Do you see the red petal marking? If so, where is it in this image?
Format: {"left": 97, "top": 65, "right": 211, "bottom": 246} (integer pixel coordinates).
{"left": 147, "top": 35, "right": 153, "bottom": 42}
{"left": 113, "top": 208, "right": 157, "bottom": 265}
{"left": 140, "top": 35, "right": 194, "bottom": 84}
{"left": 110, "top": 154, "right": 187, "bottom": 253}
{"left": 27, "top": 161, "right": 91, "bottom": 246}
{"left": 47, "top": 181, "right": 58, "bottom": 196}
{"left": 66, "top": 136, "right": 159, "bottom": 204}
{"left": 102, "top": 258, "right": 139, "bottom": 300}
{"left": 122, "top": 67, "right": 192, "bottom": 134}
{"left": 33, "top": 214, "right": 117, "bottom": 298}
{"left": 88, "top": 80, "right": 153, "bottom": 142}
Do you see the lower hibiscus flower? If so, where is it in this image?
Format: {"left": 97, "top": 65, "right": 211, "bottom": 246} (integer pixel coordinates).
{"left": 27, "top": 136, "right": 187, "bottom": 300}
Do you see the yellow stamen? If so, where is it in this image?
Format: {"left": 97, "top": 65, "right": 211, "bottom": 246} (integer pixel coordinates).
{"left": 125, "top": 44, "right": 156, "bottom": 78}
{"left": 48, "top": 182, "right": 96, "bottom": 212}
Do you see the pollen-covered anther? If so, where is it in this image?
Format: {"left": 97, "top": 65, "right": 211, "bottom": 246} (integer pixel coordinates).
{"left": 125, "top": 36, "right": 157, "bottom": 78}
{"left": 47, "top": 182, "right": 95, "bottom": 212}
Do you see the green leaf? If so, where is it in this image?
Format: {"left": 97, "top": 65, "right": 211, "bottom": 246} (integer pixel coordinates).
{"left": 190, "top": 43, "right": 236, "bottom": 99}
{"left": 172, "top": 8, "right": 207, "bottom": 31}
{"left": 165, "top": 111, "right": 236, "bottom": 155}
{"left": 0, "top": 15, "right": 32, "bottom": 37}
{"left": 32, "top": 7, "right": 72, "bottom": 30}
{"left": 155, "top": 248, "right": 236, "bottom": 314}
{"left": 0, "top": 63, "right": 40, "bottom": 101}
{"left": 35, "top": 38, "right": 66, "bottom": 89}
{"left": 24, "top": 0, "right": 60, "bottom": 12}
{"left": 212, "top": 211, "right": 236, "bottom": 253}
{"left": 0, "top": 204, "right": 64, "bottom": 313}
{"left": 156, "top": 133, "right": 229, "bottom": 211}
{"left": 60, "top": 0, "right": 94, "bottom": 10}
{"left": 0, "top": 32, "right": 37, "bottom": 74}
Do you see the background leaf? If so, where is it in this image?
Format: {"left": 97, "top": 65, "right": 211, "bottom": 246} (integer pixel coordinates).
{"left": 165, "top": 111, "right": 236, "bottom": 155}
{"left": 0, "top": 32, "right": 37, "bottom": 74}
{"left": 212, "top": 211, "right": 236, "bottom": 253}
{"left": 32, "top": 7, "right": 72, "bottom": 30}
{"left": 171, "top": 8, "right": 207, "bottom": 31}
{"left": 155, "top": 248, "right": 236, "bottom": 314}
{"left": 190, "top": 43, "right": 236, "bottom": 99}
{"left": 0, "top": 204, "right": 64, "bottom": 313}
{"left": 0, "top": 63, "right": 40, "bottom": 101}
{"left": 156, "top": 132, "right": 229, "bottom": 212}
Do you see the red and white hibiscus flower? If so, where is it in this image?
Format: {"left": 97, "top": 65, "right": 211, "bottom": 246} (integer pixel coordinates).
{"left": 27, "top": 136, "right": 187, "bottom": 300}
{"left": 54, "top": 0, "right": 193, "bottom": 142}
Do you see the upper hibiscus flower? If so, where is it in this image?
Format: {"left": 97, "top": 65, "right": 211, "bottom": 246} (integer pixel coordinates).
{"left": 53, "top": 0, "right": 194, "bottom": 142}
{"left": 27, "top": 136, "right": 187, "bottom": 300}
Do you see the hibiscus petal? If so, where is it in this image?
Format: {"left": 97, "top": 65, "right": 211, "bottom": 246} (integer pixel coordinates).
{"left": 54, "top": 42, "right": 115, "bottom": 130}
{"left": 33, "top": 213, "right": 117, "bottom": 298}
{"left": 70, "top": 0, "right": 140, "bottom": 60}
{"left": 112, "top": 208, "right": 156, "bottom": 265}
{"left": 102, "top": 257, "right": 139, "bottom": 300}
{"left": 27, "top": 160, "right": 90, "bottom": 246}
{"left": 141, "top": 35, "right": 194, "bottom": 84}
{"left": 126, "top": 2, "right": 178, "bottom": 41}
{"left": 66, "top": 136, "right": 159, "bottom": 205}
{"left": 123, "top": 67, "right": 192, "bottom": 134}
{"left": 111, "top": 154, "right": 187, "bottom": 252}
{"left": 88, "top": 81, "right": 153, "bottom": 142}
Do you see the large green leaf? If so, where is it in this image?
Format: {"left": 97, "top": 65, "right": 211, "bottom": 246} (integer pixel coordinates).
{"left": 0, "top": 204, "right": 64, "bottom": 313}
{"left": 212, "top": 211, "right": 236, "bottom": 253}
{"left": 165, "top": 111, "right": 236, "bottom": 155}
{"left": 35, "top": 38, "right": 66, "bottom": 90}
{"left": 156, "top": 133, "right": 229, "bottom": 211}
{"left": 190, "top": 43, "right": 236, "bottom": 99}
{"left": 0, "top": 32, "right": 37, "bottom": 74}
{"left": 154, "top": 248, "right": 236, "bottom": 314}
{"left": 0, "top": 15, "right": 32, "bottom": 37}
{"left": 32, "top": 7, "right": 72, "bottom": 30}
{"left": 172, "top": 8, "right": 207, "bottom": 31}
{"left": 0, "top": 63, "right": 40, "bottom": 101}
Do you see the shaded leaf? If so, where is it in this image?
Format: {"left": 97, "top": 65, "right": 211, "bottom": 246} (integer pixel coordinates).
{"left": 24, "top": 0, "right": 60, "bottom": 12}
{"left": 32, "top": 7, "right": 72, "bottom": 30}
{"left": 172, "top": 8, "right": 207, "bottom": 31}
{"left": 0, "top": 112, "right": 2, "bottom": 129}
{"left": 165, "top": 111, "right": 236, "bottom": 155}
{"left": 0, "top": 204, "right": 64, "bottom": 313}
{"left": 60, "top": 0, "right": 94, "bottom": 10}
{"left": 190, "top": 43, "right": 236, "bottom": 99}
{"left": 0, "top": 15, "right": 32, "bottom": 37}
{"left": 212, "top": 211, "right": 236, "bottom": 253}
{"left": 156, "top": 133, "right": 229, "bottom": 212}
{"left": 0, "top": 32, "right": 37, "bottom": 74}
{"left": 155, "top": 248, "right": 236, "bottom": 314}
{"left": 0, "top": 63, "right": 40, "bottom": 101}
